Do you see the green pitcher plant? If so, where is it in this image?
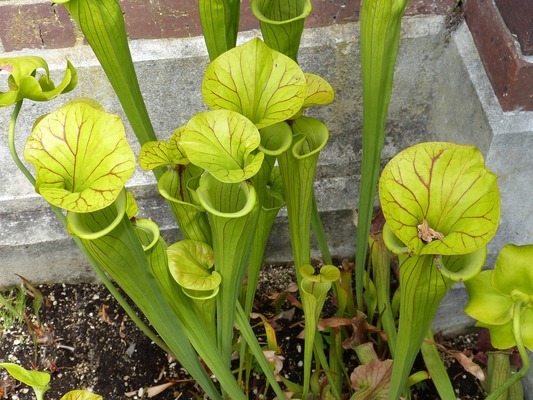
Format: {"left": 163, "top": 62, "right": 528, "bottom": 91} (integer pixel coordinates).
{"left": 299, "top": 264, "right": 341, "bottom": 399}
{"left": 22, "top": 99, "right": 234, "bottom": 399}
{"left": 465, "top": 244, "right": 533, "bottom": 399}
{"left": 250, "top": 0, "right": 313, "bottom": 61}
{"left": 355, "top": 0, "right": 410, "bottom": 312}
{"left": 379, "top": 142, "right": 501, "bottom": 399}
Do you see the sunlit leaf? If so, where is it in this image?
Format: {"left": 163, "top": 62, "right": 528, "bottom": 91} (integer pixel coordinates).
{"left": 126, "top": 191, "right": 139, "bottom": 219}
{"left": 181, "top": 110, "right": 264, "bottom": 183}
{"left": 465, "top": 244, "right": 533, "bottom": 351}
{"left": 138, "top": 141, "right": 174, "bottom": 171}
{"left": 491, "top": 244, "right": 533, "bottom": 299}
{"left": 302, "top": 73, "right": 335, "bottom": 108}
{"left": 0, "top": 56, "right": 77, "bottom": 106}
{"left": 379, "top": 142, "right": 500, "bottom": 256}
{"left": 0, "top": 363, "right": 50, "bottom": 396}
{"left": 24, "top": 101, "right": 135, "bottom": 212}
{"left": 202, "top": 38, "right": 307, "bottom": 129}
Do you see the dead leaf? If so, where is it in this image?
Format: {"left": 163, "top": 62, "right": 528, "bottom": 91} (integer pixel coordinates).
{"left": 451, "top": 351, "right": 485, "bottom": 381}
{"left": 98, "top": 304, "right": 114, "bottom": 325}
{"left": 263, "top": 350, "right": 285, "bottom": 381}
{"left": 417, "top": 220, "right": 444, "bottom": 243}
{"left": 125, "top": 382, "right": 176, "bottom": 398}
{"left": 119, "top": 316, "right": 127, "bottom": 339}
{"left": 318, "top": 317, "right": 352, "bottom": 331}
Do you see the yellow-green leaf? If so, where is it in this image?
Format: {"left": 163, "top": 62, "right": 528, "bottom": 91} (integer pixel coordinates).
{"left": 181, "top": 110, "right": 264, "bottom": 183}
{"left": 24, "top": 101, "right": 135, "bottom": 213}
{"left": 202, "top": 38, "right": 307, "bottom": 129}
{"left": 167, "top": 240, "right": 221, "bottom": 297}
{"left": 379, "top": 142, "right": 500, "bottom": 256}
{"left": 302, "top": 73, "right": 335, "bottom": 108}
{"left": 60, "top": 390, "right": 102, "bottom": 400}
{"left": 0, "top": 56, "right": 77, "bottom": 106}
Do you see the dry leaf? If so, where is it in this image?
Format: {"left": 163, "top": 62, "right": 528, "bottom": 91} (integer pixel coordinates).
{"left": 98, "top": 304, "right": 114, "bottom": 325}
{"left": 124, "top": 382, "right": 176, "bottom": 398}
{"left": 417, "top": 220, "right": 444, "bottom": 243}
{"left": 451, "top": 351, "right": 485, "bottom": 381}
{"left": 263, "top": 350, "right": 285, "bottom": 381}
{"left": 318, "top": 317, "right": 352, "bottom": 331}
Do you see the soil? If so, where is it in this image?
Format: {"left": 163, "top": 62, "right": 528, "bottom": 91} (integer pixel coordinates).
{"left": 0, "top": 264, "right": 487, "bottom": 400}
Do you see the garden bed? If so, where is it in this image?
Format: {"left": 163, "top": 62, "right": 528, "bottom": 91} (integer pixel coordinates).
{"left": 0, "top": 264, "right": 485, "bottom": 399}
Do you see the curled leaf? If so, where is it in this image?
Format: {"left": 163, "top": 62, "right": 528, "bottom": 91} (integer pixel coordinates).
{"left": 465, "top": 244, "right": 533, "bottom": 350}
{"left": 24, "top": 101, "right": 135, "bottom": 213}
{"left": 0, "top": 56, "right": 77, "bottom": 106}
{"left": 60, "top": 390, "right": 103, "bottom": 400}
{"left": 250, "top": 0, "right": 312, "bottom": 61}
{"left": 302, "top": 73, "right": 335, "bottom": 109}
{"left": 181, "top": 110, "right": 264, "bottom": 183}
{"left": 167, "top": 240, "right": 221, "bottom": 299}
{"left": 138, "top": 126, "right": 189, "bottom": 170}
{"left": 451, "top": 351, "right": 485, "bottom": 382}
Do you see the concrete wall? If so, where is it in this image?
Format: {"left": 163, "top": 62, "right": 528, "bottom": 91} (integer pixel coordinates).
{"left": 1, "top": 16, "right": 454, "bottom": 286}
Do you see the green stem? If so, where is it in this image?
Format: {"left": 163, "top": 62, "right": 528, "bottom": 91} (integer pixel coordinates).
{"left": 313, "top": 334, "right": 343, "bottom": 400}
{"left": 486, "top": 301, "right": 530, "bottom": 400}
{"left": 421, "top": 330, "right": 456, "bottom": 399}
{"left": 311, "top": 192, "right": 333, "bottom": 265}
{"left": 8, "top": 101, "right": 36, "bottom": 185}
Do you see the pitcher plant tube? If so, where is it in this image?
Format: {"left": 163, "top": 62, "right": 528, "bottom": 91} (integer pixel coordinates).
{"left": 378, "top": 142, "right": 501, "bottom": 398}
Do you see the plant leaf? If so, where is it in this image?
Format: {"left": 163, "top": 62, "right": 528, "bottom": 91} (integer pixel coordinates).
{"left": 355, "top": 0, "right": 409, "bottom": 311}
{"left": 0, "top": 363, "right": 50, "bottom": 392}
{"left": 350, "top": 359, "right": 393, "bottom": 400}
{"left": 379, "top": 142, "right": 500, "bottom": 256}
{"left": 59, "top": 0, "right": 158, "bottom": 150}
{"left": 167, "top": 240, "right": 221, "bottom": 294}
{"left": 24, "top": 101, "right": 135, "bottom": 212}
{"left": 202, "top": 38, "right": 307, "bottom": 129}
{"left": 198, "top": 0, "right": 240, "bottom": 60}
{"left": 302, "top": 73, "right": 335, "bottom": 109}
{"left": 138, "top": 126, "right": 189, "bottom": 171}
{"left": 60, "top": 390, "right": 103, "bottom": 400}
{"left": 138, "top": 141, "right": 174, "bottom": 171}
{"left": 491, "top": 244, "right": 533, "bottom": 299}
{"left": 0, "top": 56, "right": 77, "bottom": 106}
{"left": 181, "top": 110, "right": 264, "bottom": 183}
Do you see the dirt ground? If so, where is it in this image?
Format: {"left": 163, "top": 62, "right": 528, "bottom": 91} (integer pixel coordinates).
{"left": 0, "top": 264, "right": 487, "bottom": 399}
